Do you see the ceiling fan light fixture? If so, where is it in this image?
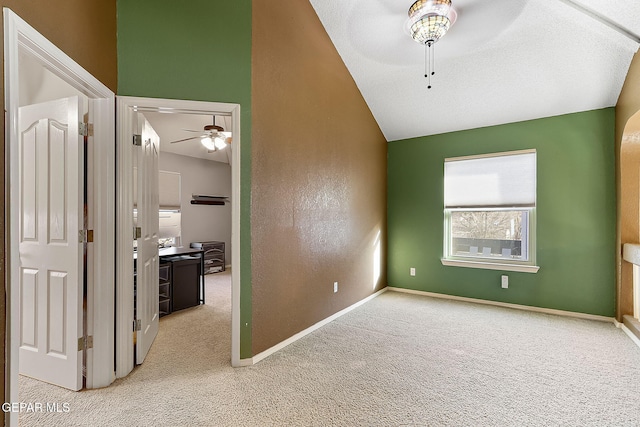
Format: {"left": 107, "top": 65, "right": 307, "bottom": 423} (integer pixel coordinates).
{"left": 406, "top": 0, "right": 456, "bottom": 89}
{"left": 408, "top": 0, "right": 451, "bottom": 20}
{"left": 410, "top": 14, "right": 451, "bottom": 45}
{"left": 213, "top": 135, "right": 227, "bottom": 150}
{"left": 201, "top": 136, "right": 216, "bottom": 150}
{"left": 169, "top": 115, "right": 232, "bottom": 158}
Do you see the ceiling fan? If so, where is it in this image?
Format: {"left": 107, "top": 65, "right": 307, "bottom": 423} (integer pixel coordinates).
{"left": 169, "top": 115, "right": 232, "bottom": 152}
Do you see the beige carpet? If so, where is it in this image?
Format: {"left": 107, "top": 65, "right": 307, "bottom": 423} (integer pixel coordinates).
{"left": 19, "top": 272, "right": 640, "bottom": 426}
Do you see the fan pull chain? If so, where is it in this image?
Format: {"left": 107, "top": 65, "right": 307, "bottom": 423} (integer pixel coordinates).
{"left": 424, "top": 41, "right": 428, "bottom": 79}
{"left": 431, "top": 41, "right": 435, "bottom": 77}
{"left": 425, "top": 41, "right": 434, "bottom": 89}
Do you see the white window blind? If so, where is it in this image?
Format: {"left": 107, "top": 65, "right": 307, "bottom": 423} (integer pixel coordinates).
{"left": 133, "top": 169, "right": 181, "bottom": 209}
{"left": 159, "top": 170, "right": 181, "bottom": 209}
{"left": 444, "top": 150, "right": 536, "bottom": 208}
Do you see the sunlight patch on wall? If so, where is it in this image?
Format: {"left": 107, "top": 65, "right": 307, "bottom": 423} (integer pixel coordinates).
{"left": 373, "top": 229, "right": 381, "bottom": 289}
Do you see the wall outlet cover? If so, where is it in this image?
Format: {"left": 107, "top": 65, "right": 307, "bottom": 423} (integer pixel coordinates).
{"left": 501, "top": 275, "right": 508, "bottom": 289}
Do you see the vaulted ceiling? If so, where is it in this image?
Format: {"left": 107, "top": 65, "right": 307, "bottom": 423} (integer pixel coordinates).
{"left": 309, "top": 0, "right": 640, "bottom": 141}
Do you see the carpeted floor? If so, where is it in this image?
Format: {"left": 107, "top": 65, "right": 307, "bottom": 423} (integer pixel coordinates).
{"left": 19, "top": 271, "right": 640, "bottom": 426}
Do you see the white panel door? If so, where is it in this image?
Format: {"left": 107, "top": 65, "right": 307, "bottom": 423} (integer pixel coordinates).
{"left": 18, "top": 96, "right": 83, "bottom": 391}
{"left": 135, "top": 113, "right": 160, "bottom": 364}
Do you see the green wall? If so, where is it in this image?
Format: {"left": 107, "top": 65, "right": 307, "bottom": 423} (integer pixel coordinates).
{"left": 117, "top": 0, "right": 253, "bottom": 357}
{"left": 388, "top": 109, "right": 617, "bottom": 316}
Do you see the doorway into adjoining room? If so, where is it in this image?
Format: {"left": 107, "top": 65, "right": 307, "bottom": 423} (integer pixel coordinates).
{"left": 115, "top": 96, "right": 243, "bottom": 379}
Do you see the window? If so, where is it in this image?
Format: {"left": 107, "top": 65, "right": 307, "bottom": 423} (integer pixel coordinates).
{"left": 441, "top": 150, "right": 539, "bottom": 273}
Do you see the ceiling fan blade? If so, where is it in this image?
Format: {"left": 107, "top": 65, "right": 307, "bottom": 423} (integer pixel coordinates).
{"left": 169, "top": 136, "right": 201, "bottom": 144}
{"left": 180, "top": 129, "right": 204, "bottom": 133}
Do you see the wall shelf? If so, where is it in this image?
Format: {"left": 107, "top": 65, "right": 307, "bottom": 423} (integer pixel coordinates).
{"left": 191, "top": 194, "right": 228, "bottom": 205}
{"left": 190, "top": 200, "right": 225, "bottom": 205}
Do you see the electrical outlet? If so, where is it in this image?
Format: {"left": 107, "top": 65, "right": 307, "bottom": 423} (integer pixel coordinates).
{"left": 334, "top": 282, "right": 338, "bottom": 293}
{"left": 410, "top": 268, "right": 416, "bottom": 276}
{"left": 501, "top": 275, "right": 508, "bottom": 289}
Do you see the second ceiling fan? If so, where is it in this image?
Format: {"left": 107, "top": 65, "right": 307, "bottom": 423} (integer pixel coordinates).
{"left": 169, "top": 115, "right": 232, "bottom": 152}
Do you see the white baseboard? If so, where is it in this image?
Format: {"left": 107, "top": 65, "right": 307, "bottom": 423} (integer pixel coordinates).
{"left": 252, "top": 288, "right": 388, "bottom": 365}
{"left": 387, "top": 287, "right": 616, "bottom": 323}
{"left": 234, "top": 357, "right": 254, "bottom": 367}
{"left": 620, "top": 323, "right": 640, "bottom": 349}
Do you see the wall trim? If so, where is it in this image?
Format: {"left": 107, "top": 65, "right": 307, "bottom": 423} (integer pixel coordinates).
{"left": 252, "top": 288, "right": 388, "bottom": 365}
{"left": 619, "top": 323, "right": 640, "bottom": 349}
{"left": 387, "top": 287, "right": 615, "bottom": 323}
{"left": 235, "top": 357, "right": 254, "bottom": 367}
{"left": 621, "top": 315, "right": 640, "bottom": 346}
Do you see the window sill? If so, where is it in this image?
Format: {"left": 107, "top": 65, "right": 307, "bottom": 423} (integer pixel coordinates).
{"left": 441, "top": 258, "right": 540, "bottom": 273}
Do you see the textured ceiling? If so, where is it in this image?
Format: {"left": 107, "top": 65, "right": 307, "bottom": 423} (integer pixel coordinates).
{"left": 309, "top": 0, "right": 640, "bottom": 141}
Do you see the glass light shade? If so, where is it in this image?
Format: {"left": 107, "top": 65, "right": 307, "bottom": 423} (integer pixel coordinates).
{"left": 410, "top": 14, "right": 451, "bottom": 44}
{"left": 213, "top": 136, "right": 227, "bottom": 150}
{"left": 408, "top": 0, "right": 451, "bottom": 20}
{"left": 200, "top": 136, "right": 215, "bottom": 150}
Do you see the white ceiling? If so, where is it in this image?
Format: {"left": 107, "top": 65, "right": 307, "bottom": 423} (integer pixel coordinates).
{"left": 143, "top": 112, "right": 232, "bottom": 164}
{"left": 309, "top": 0, "right": 640, "bottom": 141}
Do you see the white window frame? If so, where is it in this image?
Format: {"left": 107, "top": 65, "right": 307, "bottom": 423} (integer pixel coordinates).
{"left": 442, "top": 207, "right": 538, "bottom": 273}
{"left": 441, "top": 150, "right": 540, "bottom": 273}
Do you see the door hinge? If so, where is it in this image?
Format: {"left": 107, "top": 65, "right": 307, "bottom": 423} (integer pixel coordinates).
{"left": 134, "top": 226, "right": 142, "bottom": 240}
{"left": 134, "top": 319, "right": 142, "bottom": 331}
{"left": 79, "top": 229, "right": 94, "bottom": 243}
{"left": 79, "top": 122, "right": 94, "bottom": 137}
{"left": 133, "top": 134, "right": 142, "bottom": 146}
{"left": 78, "top": 336, "right": 93, "bottom": 351}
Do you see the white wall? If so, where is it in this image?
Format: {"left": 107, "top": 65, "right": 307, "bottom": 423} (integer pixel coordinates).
{"left": 159, "top": 151, "right": 232, "bottom": 265}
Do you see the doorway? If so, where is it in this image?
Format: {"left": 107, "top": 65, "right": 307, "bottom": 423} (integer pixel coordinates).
{"left": 115, "top": 97, "right": 243, "bottom": 378}
{"left": 129, "top": 109, "right": 234, "bottom": 366}
{"left": 4, "top": 8, "right": 115, "bottom": 425}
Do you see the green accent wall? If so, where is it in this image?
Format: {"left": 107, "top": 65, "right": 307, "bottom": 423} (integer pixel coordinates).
{"left": 388, "top": 109, "right": 616, "bottom": 316}
{"left": 117, "top": 0, "right": 253, "bottom": 357}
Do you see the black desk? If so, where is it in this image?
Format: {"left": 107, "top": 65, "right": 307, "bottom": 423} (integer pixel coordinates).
{"left": 159, "top": 247, "right": 205, "bottom": 307}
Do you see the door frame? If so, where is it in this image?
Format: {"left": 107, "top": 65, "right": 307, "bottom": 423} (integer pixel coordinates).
{"left": 4, "top": 6, "right": 115, "bottom": 422}
{"left": 115, "top": 96, "right": 242, "bottom": 377}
